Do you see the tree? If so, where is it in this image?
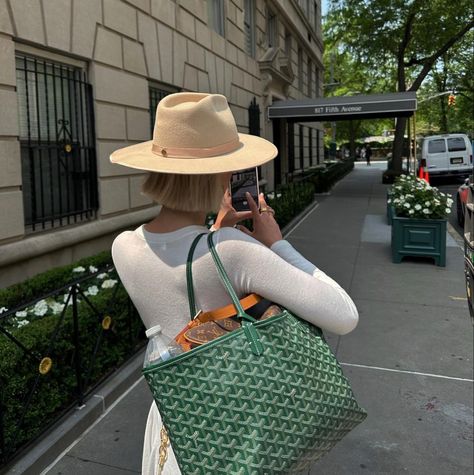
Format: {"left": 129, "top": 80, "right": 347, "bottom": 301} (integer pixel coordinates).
{"left": 322, "top": 16, "right": 394, "bottom": 156}
{"left": 326, "top": 0, "right": 474, "bottom": 173}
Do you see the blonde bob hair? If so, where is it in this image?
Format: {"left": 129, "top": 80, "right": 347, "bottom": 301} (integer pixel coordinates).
{"left": 141, "top": 172, "right": 225, "bottom": 213}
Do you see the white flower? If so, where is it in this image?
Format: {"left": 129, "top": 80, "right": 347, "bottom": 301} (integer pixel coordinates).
{"left": 16, "top": 319, "right": 30, "bottom": 328}
{"left": 101, "top": 279, "right": 118, "bottom": 289}
{"left": 446, "top": 198, "right": 453, "bottom": 206}
{"left": 63, "top": 293, "right": 73, "bottom": 306}
{"left": 33, "top": 300, "right": 48, "bottom": 316}
{"left": 423, "top": 208, "right": 430, "bottom": 214}
{"left": 50, "top": 302, "right": 65, "bottom": 315}
{"left": 387, "top": 199, "right": 392, "bottom": 204}
{"left": 15, "top": 310, "right": 28, "bottom": 318}
{"left": 409, "top": 209, "right": 414, "bottom": 214}
{"left": 266, "top": 192, "right": 275, "bottom": 200}
{"left": 97, "top": 273, "right": 108, "bottom": 280}
{"left": 89, "top": 265, "right": 98, "bottom": 273}
{"left": 424, "top": 201, "right": 431, "bottom": 207}
{"left": 86, "top": 285, "right": 99, "bottom": 296}
{"left": 0, "top": 307, "right": 8, "bottom": 314}
{"left": 445, "top": 208, "right": 451, "bottom": 214}
{"left": 404, "top": 202, "right": 411, "bottom": 208}
{"left": 73, "top": 266, "right": 86, "bottom": 273}
{"left": 415, "top": 204, "right": 422, "bottom": 210}
{"left": 276, "top": 193, "right": 282, "bottom": 198}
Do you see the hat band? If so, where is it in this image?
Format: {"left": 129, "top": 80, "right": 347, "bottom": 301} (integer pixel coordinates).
{"left": 151, "top": 137, "right": 240, "bottom": 158}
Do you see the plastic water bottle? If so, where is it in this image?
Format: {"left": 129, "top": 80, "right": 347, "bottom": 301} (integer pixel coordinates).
{"left": 143, "top": 324, "right": 183, "bottom": 368}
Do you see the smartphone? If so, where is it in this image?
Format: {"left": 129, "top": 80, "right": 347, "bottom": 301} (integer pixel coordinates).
{"left": 230, "top": 167, "right": 260, "bottom": 212}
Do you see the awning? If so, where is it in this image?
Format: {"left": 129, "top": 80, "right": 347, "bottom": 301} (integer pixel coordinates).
{"left": 268, "top": 92, "right": 417, "bottom": 122}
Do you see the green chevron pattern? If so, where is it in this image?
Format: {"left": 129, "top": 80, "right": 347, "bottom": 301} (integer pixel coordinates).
{"left": 143, "top": 312, "right": 367, "bottom": 474}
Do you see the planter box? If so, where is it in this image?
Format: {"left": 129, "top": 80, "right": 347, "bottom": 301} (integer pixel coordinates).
{"left": 391, "top": 215, "right": 447, "bottom": 266}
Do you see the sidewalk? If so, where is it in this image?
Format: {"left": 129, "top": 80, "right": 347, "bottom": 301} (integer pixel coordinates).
{"left": 42, "top": 163, "right": 473, "bottom": 475}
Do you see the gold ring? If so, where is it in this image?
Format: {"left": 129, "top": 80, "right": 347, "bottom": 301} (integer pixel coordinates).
{"left": 260, "top": 207, "right": 269, "bottom": 212}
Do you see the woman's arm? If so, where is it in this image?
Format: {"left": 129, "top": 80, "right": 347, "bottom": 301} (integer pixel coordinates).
{"left": 215, "top": 228, "right": 359, "bottom": 336}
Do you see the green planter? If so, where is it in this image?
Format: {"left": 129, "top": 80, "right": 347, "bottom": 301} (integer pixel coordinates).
{"left": 391, "top": 215, "right": 447, "bottom": 266}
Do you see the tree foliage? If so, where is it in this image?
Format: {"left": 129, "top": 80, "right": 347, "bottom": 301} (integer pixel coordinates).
{"left": 325, "top": 0, "right": 474, "bottom": 171}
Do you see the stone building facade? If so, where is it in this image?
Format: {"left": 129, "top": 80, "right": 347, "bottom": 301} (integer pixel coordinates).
{"left": 0, "top": 0, "right": 324, "bottom": 287}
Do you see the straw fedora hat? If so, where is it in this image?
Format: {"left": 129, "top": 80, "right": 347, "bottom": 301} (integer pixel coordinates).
{"left": 110, "top": 92, "right": 278, "bottom": 174}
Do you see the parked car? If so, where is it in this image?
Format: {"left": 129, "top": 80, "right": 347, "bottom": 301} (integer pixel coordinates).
{"left": 420, "top": 133, "right": 473, "bottom": 179}
{"left": 456, "top": 177, "right": 472, "bottom": 227}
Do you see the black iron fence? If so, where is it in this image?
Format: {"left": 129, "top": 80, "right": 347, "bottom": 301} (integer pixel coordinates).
{"left": 0, "top": 267, "right": 145, "bottom": 467}
{"left": 16, "top": 53, "right": 99, "bottom": 233}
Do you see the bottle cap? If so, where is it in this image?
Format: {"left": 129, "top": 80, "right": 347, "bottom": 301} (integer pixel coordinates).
{"left": 145, "top": 324, "right": 162, "bottom": 338}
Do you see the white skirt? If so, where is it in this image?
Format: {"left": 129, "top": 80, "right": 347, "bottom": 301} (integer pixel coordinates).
{"left": 142, "top": 402, "right": 182, "bottom": 475}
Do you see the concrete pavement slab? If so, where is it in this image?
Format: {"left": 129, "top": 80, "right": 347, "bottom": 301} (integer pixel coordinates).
{"left": 45, "top": 378, "right": 151, "bottom": 475}
{"left": 310, "top": 366, "right": 473, "bottom": 475}
{"left": 350, "top": 252, "right": 468, "bottom": 309}
{"left": 338, "top": 298, "right": 473, "bottom": 379}
{"left": 47, "top": 455, "right": 139, "bottom": 474}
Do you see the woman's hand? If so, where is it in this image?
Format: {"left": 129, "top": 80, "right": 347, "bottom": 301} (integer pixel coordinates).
{"left": 237, "top": 193, "right": 283, "bottom": 248}
{"left": 213, "top": 188, "right": 252, "bottom": 230}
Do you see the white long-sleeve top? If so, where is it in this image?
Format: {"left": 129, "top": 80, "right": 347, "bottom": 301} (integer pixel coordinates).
{"left": 112, "top": 224, "right": 358, "bottom": 337}
{"left": 111, "top": 223, "right": 359, "bottom": 474}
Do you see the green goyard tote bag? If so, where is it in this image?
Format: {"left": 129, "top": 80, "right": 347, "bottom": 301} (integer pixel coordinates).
{"left": 143, "top": 232, "right": 367, "bottom": 474}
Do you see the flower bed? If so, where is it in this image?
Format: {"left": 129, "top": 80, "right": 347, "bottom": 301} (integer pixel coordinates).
{"left": 388, "top": 174, "right": 453, "bottom": 220}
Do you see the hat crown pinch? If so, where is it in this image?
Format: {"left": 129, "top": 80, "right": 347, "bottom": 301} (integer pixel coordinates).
{"left": 152, "top": 93, "right": 239, "bottom": 153}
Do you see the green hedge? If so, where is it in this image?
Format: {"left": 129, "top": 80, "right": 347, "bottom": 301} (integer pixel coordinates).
{"left": 0, "top": 261, "right": 145, "bottom": 464}
{"left": 266, "top": 181, "right": 316, "bottom": 229}
{"left": 0, "top": 251, "right": 112, "bottom": 311}
{"left": 306, "top": 160, "right": 354, "bottom": 193}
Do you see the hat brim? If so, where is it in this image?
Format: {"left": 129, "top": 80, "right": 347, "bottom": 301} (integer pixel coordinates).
{"left": 109, "top": 133, "right": 278, "bottom": 174}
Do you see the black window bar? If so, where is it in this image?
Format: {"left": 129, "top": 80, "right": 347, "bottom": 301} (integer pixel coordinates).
{"left": 16, "top": 54, "right": 98, "bottom": 233}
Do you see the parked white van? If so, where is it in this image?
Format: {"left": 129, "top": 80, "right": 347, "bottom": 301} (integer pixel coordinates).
{"left": 420, "top": 134, "right": 473, "bottom": 179}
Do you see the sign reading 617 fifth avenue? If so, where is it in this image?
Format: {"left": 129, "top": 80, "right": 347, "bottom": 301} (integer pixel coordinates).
{"left": 268, "top": 92, "right": 417, "bottom": 121}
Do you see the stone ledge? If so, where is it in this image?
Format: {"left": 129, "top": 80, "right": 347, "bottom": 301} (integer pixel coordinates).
{"left": 0, "top": 206, "right": 161, "bottom": 268}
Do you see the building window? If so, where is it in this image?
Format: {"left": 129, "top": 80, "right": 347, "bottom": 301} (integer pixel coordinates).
{"left": 149, "top": 85, "right": 177, "bottom": 136}
{"left": 284, "top": 29, "right": 292, "bottom": 60}
{"left": 266, "top": 8, "right": 277, "bottom": 47}
{"left": 315, "top": 66, "right": 320, "bottom": 97}
{"left": 208, "top": 0, "right": 225, "bottom": 36}
{"left": 307, "top": 59, "right": 312, "bottom": 96}
{"left": 298, "top": 47, "right": 303, "bottom": 91}
{"left": 244, "top": 0, "right": 256, "bottom": 58}
{"left": 314, "top": 1, "right": 319, "bottom": 34}
{"left": 309, "top": 128, "right": 313, "bottom": 165}
{"left": 16, "top": 53, "right": 98, "bottom": 233}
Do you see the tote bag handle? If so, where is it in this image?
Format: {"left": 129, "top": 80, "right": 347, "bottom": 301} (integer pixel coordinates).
{"left": 186, "top": 231, "right": 263, "bottom": 355}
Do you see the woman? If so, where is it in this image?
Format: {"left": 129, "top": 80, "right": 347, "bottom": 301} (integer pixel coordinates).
{"left": 110, "top": 92, "right": 359, "bottom": 474}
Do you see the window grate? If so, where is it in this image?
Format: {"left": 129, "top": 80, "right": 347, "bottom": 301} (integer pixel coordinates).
{"left": 16, "top": 53, "right": 98, "bottom": 233}
{"left": 149, "top": 86, "right": 176, "bottom": 135}
{"left": 244, "top": 0, "right": 256, "bottom": 58}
